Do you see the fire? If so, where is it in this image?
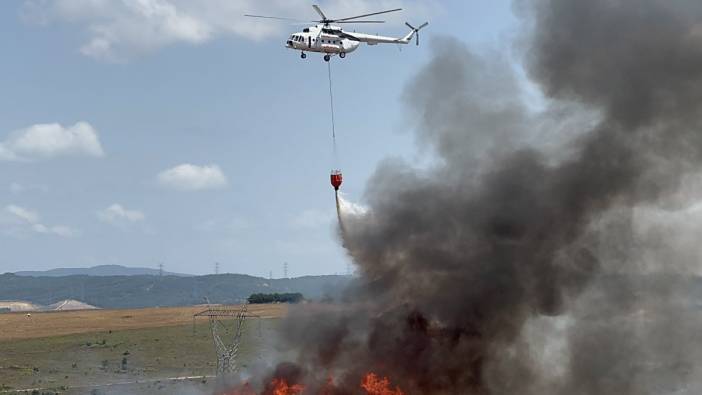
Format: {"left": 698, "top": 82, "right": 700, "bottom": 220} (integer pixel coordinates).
{"left": 361, "top": 373, "right": 405, "bottom": 395}
{"left": 222, "top": 372, "right": 405, "bottom": 395}
{"left": 270, "top": 378, "right": 305, "bottom": 395}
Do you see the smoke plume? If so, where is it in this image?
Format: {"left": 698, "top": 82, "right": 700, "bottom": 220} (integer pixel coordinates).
{"left": 250, "top": 1, "right": 702, "bottom": 393}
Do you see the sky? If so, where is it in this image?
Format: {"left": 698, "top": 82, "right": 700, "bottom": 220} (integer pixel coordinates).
{"left": 0, "top": 0, "right": 517, "bottom": 277}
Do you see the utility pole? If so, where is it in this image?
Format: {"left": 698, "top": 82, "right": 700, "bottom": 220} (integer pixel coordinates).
{"left": 283, "top": 262, "right": 289, "bottom": 279}
{"left": 268, "top": 270, "right": 273, "bottom": 280}
{"left": 215, "top": 262, "right": 220, "bottom": 275}
{"left": 158, "top": 262, "right": 163, "bottom": 277}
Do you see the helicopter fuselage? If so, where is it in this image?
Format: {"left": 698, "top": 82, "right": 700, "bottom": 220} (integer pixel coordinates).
{"left": 286, "top": 25, "right": 361, "bottom": 55}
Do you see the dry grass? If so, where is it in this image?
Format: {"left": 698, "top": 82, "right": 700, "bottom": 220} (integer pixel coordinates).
{"left": 0, "top": 304, "right": 286, "bottom": 341}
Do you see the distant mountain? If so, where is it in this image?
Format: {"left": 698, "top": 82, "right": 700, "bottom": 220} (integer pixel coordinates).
{"left": 0, "top": 299, "right": 98, "bottom": 312}
{"left": 13, "top": 264, "right": 192, "bottom": 277}
{"left": 0, "top": 273, "right": 353, "bottom": 309}
{"left": 48, "top": 299, "right": 99, "bottom": 311}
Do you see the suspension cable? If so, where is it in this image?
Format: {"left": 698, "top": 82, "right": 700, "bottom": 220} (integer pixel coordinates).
{"left": 327, "top": 61, "right": 338, "bottom": 161}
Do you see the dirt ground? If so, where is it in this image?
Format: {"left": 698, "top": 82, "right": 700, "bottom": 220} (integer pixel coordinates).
{"left": 0, "top": 304, "right": 286, "bottom": 341}
{"left": 0, "top": 304, "right": 288, "bottom": 394}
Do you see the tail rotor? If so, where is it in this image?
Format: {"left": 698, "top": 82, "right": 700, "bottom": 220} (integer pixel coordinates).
{"left": 405, "top": 21, "right": 429, "bottom": 46}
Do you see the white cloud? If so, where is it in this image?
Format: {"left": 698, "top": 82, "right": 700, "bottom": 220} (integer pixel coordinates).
{"left": 97, "top": 203, "right": 145, "bottom": 224}
{"left": 21, "top": 0, "right": 435, "bottom": 61}
{"left": 0, "top": 145, "right": 18, "bottom": 161}
{"left": 0, "top": 122, "right": 104, "bottom": 161}
{"left": 9, "top": 182, "right": 49, "bottom": 194}
{"left": 6, "top": 205, "right": 39, "bottom": 223}
{"left": 157, "top": 163, "right": 228, "bottom": 191}
{"left": 3, "top": 204, "right": 76, "bottom": 237}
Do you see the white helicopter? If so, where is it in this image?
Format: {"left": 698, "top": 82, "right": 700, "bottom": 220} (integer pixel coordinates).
{"left": 245, "top": 5, "right": 428, "bottom": 62}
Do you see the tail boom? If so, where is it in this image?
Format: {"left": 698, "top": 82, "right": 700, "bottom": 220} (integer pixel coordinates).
{"left": 351, "top": 21, "right": 428, "bottom": 45}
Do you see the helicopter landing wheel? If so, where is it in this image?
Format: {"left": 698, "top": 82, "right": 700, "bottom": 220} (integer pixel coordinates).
{"left": 324, "top": 54, "right": 331, "bottom": 62}
{"left": 301, "top": 52, "right": 307, "bottom": 59}
{"left": 339, "top": 52, "right": 346, "bottom": 59}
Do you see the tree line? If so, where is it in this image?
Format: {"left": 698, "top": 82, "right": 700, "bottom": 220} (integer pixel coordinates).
{"left": 247, "top": 292, "right": 304, "bottom": 304}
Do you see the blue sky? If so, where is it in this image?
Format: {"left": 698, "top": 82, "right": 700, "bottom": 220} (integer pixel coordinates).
{"left": 0, "top": 0, "right": 516, "bottom": 276}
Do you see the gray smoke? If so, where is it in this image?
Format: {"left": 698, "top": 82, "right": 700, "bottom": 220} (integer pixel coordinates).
{"left": 253, "top": 1, "right": 702, "bottom": 394}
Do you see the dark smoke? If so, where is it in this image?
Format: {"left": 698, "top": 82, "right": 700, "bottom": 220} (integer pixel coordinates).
{"left": 254, "top": 1, "right": 702, "bottom": 393}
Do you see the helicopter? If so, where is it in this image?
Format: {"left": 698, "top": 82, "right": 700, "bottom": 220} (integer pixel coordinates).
{"left": 245, "top": 5, "right": 428, "bottom": 62}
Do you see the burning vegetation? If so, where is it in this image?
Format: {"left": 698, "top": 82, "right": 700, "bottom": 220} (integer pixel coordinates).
{"left": 224, "top": 372, "right": 404, "bottom": 395}
{"left": 223, "top": 0, "right": 702, "bottom": 393}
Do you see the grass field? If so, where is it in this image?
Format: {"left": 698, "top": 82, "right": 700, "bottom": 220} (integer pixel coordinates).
{"left": 0, "top": 304, "right": 286, "bottom": 341}
{"left": 0, "top": 305, "right": 287, "bottom": 394}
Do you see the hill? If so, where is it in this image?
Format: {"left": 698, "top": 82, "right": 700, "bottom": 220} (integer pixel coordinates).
{"left": 0, "top": 300, "right": 43, "bottom": 312}
{"left": 0, "top": 273, "right": 351, "bottom": 309}
{"left": 48, "top": 299, "right": 99, "bottom": 311}
{"left": 13, "top": 264, "right": 191, "bottom": 277}
{"left": 0, "top": 299, "right": 99, "bottom": 312}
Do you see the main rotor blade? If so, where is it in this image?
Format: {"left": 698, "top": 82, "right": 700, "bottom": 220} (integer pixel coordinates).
{"left": 244, "top": 14, "right": 307, "bottom": 22}
{"left": 336, "top": 20, "right": 385, "bottom": 24}
{"left": 335, "top": 8, "right": 402, "bottom": 22}
{"left": 312, "top": 5, "right": 327, "bottom": 20}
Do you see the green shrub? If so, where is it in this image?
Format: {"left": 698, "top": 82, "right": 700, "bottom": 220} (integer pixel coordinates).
{"left": 247, "top": 292, "right": 303, "bottom": 304}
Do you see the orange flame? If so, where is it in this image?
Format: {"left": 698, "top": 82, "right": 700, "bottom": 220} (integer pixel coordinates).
{"left": 270, "top": 378, "right": 305, "bottom": 395}
{"left": 361, "top": 373, "right": 405, "bottom": 395}
{"left": 223, "top": 372, "right": 406, "bottom": 395}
